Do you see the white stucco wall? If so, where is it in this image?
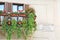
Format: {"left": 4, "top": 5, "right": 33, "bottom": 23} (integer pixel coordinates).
{"left": 29, "top": 1, "right": 56, "bottom": 40}
{"left": 0, "top": 0, "right": 60, "bottom": 40}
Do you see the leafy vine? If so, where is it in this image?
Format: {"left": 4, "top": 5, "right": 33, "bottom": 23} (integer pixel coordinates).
{"left": 2, "top": 8, "right": 36, "bottom": 40}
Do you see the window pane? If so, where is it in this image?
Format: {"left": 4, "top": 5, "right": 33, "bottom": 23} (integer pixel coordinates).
{"left": 12, "top": 5, "right": 17, "bottom": 12}
{"left": 0, "top": 16, "right": 4, "bottom": 24}
{"left": 11, "top": 17, "right": 17, "bottom": 21}
{"left": 18, "top": 6, "right": 23, "bottom": 10}
{"left": 0, "top": 5, "right": 4, "bottom": 11}
{"left": 18, "top": 17, "right": 23, "bottom": 21}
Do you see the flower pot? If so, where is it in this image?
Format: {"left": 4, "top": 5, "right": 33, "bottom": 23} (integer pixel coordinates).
{"left": 18, "top": 14, "right": 26, "bottom": 17}
{"left": 10, "top": 14, "right": 18, "bottom": 17}
{"left": 7, "top": 21, "right": 11, "bottom": 25}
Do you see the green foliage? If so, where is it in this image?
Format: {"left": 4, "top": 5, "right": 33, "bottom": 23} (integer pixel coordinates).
{"left": 21, "top": 12, "right": 36, "bottom": 40}
{"left": 2, "top": 20, "right": 12, "bottom": 40}
{"left": 16, "top": 24, "right": 22, "bottom": 38}
{"left": 2, "top": 20, "right": 7, "bottom": 31}
{"left": 27, "top": 13, "right": 36, "bottom": 34}
{"left": 11, "top": 19, "right": 17, "bottom": 31}
{"left": 22, "top": 19, "right": 28, "bottom": 39}
{"left": 2, "top": 19, "right": 17, "bottom": 40}
{"left": 2, "top": 8, "right": 36, "bottom": 40}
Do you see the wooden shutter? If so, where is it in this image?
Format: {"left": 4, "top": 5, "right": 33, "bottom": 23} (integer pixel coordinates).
{"left": 5, "top": 2, "right": 12, "bottom": 13}
{"left": 7, "top": 3, "right": 12, "bottom": 12}
{"left": 5, "top": 2, "right": 8, "bottom": 13}
{"left": 4, "top": 2, "right": 12, "bottom": 21}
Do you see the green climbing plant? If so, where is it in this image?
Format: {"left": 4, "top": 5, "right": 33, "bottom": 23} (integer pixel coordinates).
{"left": 2, "top": 8, "right": 36, "bottom": 40}
{"left": 25, "top": 8, "right": 36, "bottom": 35}
{"left": 22, "top": 19, "right": 28, "bottom": 40}
{"left": 2, "top": 19, "right": 17, "bottom": 40}
{"left": 27, "top": 13, "right": 36, "bottom": 34}
{"left": 16, "top": 22, "right": 22, "bottom": 38}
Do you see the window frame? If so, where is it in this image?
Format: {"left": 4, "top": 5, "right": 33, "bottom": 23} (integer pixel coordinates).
{"left": 12, "top": 3, "right": 24, "bottom": 12}
{"left": 12, "top": 5, "right": 18, "bottom": 12}
{"left": 0, "top": 16, "right": 4, "bottom": 25}
{"left": 0, "top": 2, "right": 5, "bottom": 25}
{"left": 0, "top": 2, "right": 5, "bottom": 11}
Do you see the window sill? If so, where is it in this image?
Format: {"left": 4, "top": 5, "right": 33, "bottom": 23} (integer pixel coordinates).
{"left": 10, "top": 13, "right": 26, "bottom": 17}
{"left": 0, "top": 13, "right": 26, "bottom": 17}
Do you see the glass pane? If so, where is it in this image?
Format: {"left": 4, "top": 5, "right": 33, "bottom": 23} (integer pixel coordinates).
{"left": 11, "top": 17, "right": 17, "bottom": 21}
{"left": 0, "top": 5, "right": 4, "bottom": 11}
{"left": 0, "top": 16, "right": 4, "bottom": 24}
{"left": 18, "top": 6, "right": 23, "bottom": 10}
{"left": 18, "top": 17, "right": 23, "bottom": 21}
{"left": 12, "top": 5, "right": 17, "bottom": 12}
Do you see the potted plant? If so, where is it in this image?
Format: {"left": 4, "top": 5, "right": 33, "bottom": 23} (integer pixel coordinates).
{"left": 2, "top": 19, "right": 17, "bottom": 40}
{"left": 18, "top": 13, "right": 26, "bottom": 17}
{"left": 10, "top": 12, "right": 19, "bottom": 17}
{"left": 10, "top": 13, "right": 18, "bottom": 17}
{"left": 17, "top": 21, "right": 22, "bottom": 25}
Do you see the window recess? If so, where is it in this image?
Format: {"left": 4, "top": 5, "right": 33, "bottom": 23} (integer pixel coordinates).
{"left": 12, "top": 3, "right": 24, "bottom": 13}
{"left": 0, "top": 2, "right": 5, "bottom": 11}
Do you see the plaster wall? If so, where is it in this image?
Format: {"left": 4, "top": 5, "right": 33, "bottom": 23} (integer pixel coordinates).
{"left": 0, "top": 0, "right": 59, "bottom": 40}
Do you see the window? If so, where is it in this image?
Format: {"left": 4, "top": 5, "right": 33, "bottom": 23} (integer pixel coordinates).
{"left": 0, "top": 2, "right": 4, "bottom": 25}
{"left": 0, "top": 16, "right": 4, "bottom": 24}
{"left": 18, "top": 17, "right": 23, "bottom": 21}
{"left": 0, "top": 3, "right": 4, "bottom": 11}
{"left": 12, "top": 4, "right": 24, "bottom": 12}
{"left": 11, "top": 17, "right": 17, "bottom": 21}
{"left": 11, "top": 17, "right": 23, "bottom": 21}
{"left": 18, "top": 5, "right": 23, "bottom": 11}
{"left": 12, "top": 5, "right": 17, "bottom": 12}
